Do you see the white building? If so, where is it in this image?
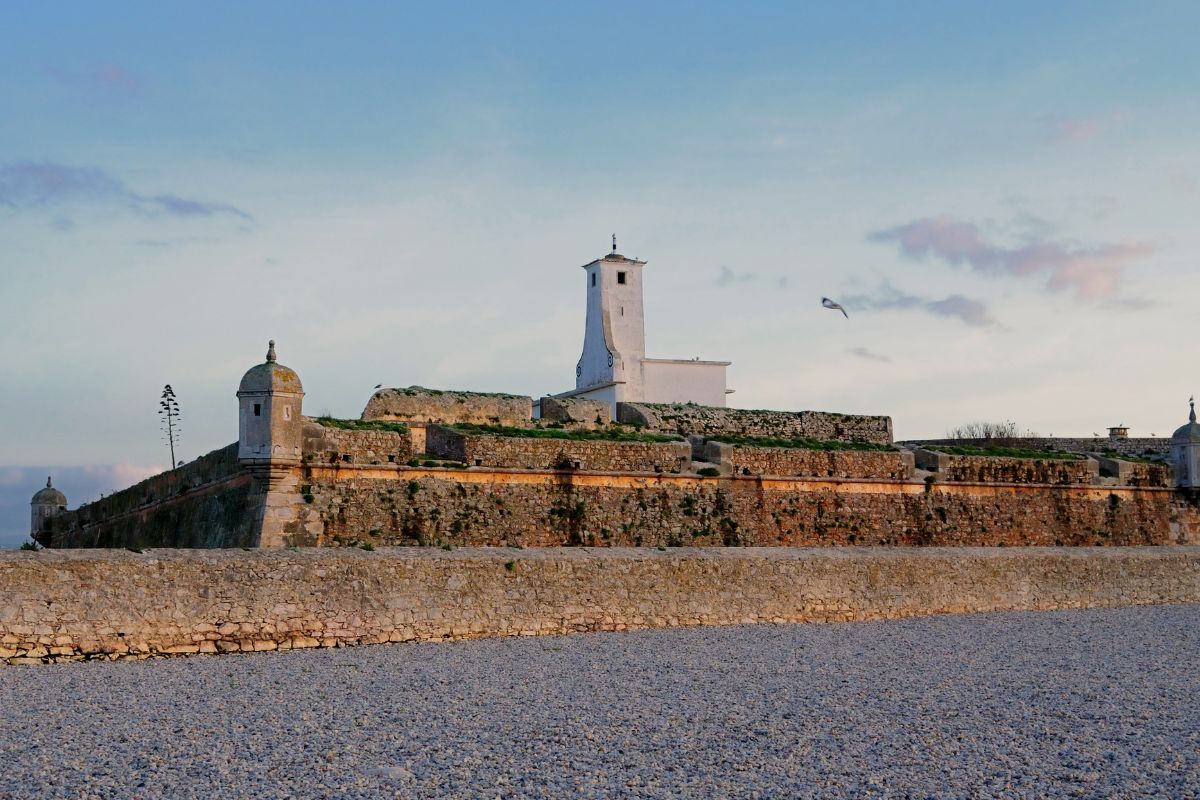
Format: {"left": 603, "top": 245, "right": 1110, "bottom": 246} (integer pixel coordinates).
{"left": 549, "top": 239, "right": 731, "bottom": 413}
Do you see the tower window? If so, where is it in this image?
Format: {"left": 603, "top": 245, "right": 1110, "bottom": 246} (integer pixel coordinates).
{"left": 591, "top": 273, "right": 596, "bottom": 287}
{"left": 253, "top": 403, "right": 261, "bottom": 417}
{"left": 617, "top": 271, "right": 626, "bottom": 284}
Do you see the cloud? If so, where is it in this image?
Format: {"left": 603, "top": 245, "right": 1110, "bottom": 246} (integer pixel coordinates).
{"left": 867, "top": 215, "right": 1153, "bottom": 300}
{"left": 0, "top": 161, "right": 251, "bottom": 220}
{"left": 716, "top": 265, "right": 758, "bottom": 287}
{"left": 47, "top": 62, "right": 140, "bottom": 96}
{"left": 1043, "top": 109, "right": 1130, "bottom": 144}
{"left": 847, "top": 346, "right": 890, "bottom": 363}
{"left": 843, "top": 283, "right": 1000, "bottom": 328}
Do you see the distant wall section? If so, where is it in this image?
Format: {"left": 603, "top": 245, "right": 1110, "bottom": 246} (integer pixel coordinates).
{"left": 363, "top": 387, "right": 532, "bottom": 426}
{"left": 619, "top": 403, "right": 893, "bottom": 444}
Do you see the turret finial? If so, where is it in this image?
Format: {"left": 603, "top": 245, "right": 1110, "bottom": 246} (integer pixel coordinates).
{"left": 612, "top": 233, "right": 617, "bottom": 254}
{"left": 46, "top": 476, "right": 52, "bottom": 489}
{"left": 1190, "top": 395, "right": 1196, "bottom": 424}
{"left": 266, "top": 340, "right": 277, "bottom": 363}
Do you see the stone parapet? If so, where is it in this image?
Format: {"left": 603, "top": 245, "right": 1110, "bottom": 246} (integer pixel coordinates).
{"left": 425, "top": 426, "right": 691, "bottom": 473}
{"left": 301, "top": 422, "right": 414, "bottom": 466}
{"left": 707, "top": 442, "right": 913, "bottom": 480}
{"left": 362, "top": 387, "right": 532, "bottom": 427}
{"left": 2, "top": 547, "right": 1198, "bottom": 664}
{"left": 914, "top": 448, "right": 1099, "bottom": 485}
{"left": 1096, "top": 457, "right": 1174, "bottom": 488}
{"left": 618, "top": 403, "right": 892, "bottom": 444}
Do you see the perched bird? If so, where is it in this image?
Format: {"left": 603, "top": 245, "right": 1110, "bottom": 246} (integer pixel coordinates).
{"left": 821, "top": 297, "right": 849, "bottom": 318}
{"left": 373, "top": 384, "right": 383, "bottom": 389}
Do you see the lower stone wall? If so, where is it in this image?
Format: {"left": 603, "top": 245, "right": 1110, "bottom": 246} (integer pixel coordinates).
{"left": 303, "top": 467, "right": 1185, "bottom": 549}
{"left": 362, "top": 387, "right": 532, "bottom": 426}
{"left": 2, "top": 547, "right": 1197, "bottom": 664}
{"left": 617, "top": 403, "right": 893, "bottom": 444}
{"left": 709, "top": 443, "right": 913, "bottom": 480}
{"left": 426, "top": 427, "right": 692, "bottom": 473}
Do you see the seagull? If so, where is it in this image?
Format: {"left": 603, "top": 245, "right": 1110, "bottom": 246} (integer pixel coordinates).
{"left": 373, "top": 384, "right": 382, "bottom": 389}
{"left": 821, "top": 297, "right": 849, "bottom": 318}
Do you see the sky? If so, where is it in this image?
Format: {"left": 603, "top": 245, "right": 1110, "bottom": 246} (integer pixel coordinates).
{"left": 3, "top": 2, "right": 1199, "bottom": 545}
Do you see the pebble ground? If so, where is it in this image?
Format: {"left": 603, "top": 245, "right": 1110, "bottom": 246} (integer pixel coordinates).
{"left": 2, "top": 605, "right": 1198, "bottom": 799}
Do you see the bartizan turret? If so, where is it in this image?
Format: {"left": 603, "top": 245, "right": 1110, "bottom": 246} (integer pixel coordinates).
{"left": 237, "top": 340, "right": 304, "bottom": 488}
{"left": 1171, "top": 397, "right": 1200, "bottom": 488}
{"left": 30, "top": 476, "right": 67, "bottom": 543}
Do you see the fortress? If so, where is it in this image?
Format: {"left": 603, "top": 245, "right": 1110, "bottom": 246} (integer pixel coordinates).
{"left": 28, "top": 242, "right": 1200, "bottom": 551}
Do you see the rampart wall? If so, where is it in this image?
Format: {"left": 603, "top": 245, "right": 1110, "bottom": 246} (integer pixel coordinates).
{"left": 300, "top": 422, "right": 414, "bottom": 466}
{"left": 913, "top": 449, "right": 1100, "bottom": 485}
{"left": 538, "top": 396, "right": 612, "bottom": 427}
{"left": 1097, "top": 457, "right": 1174, "bottom": 488}
{"left": 617, "top": 403, "right": 893, "bottom": 444}
{"left": 3, "top": 547, "right": 1198, "bottom": 664}
{"left": 302, "top": 467, "right": 1188, "bottom": 549}
{"left": 362, "top": 387, "right": 532, "bottom": 426}
{"left": 38, "top": 444, "right": 259, "bottom": 549}
{"left": 706, "top": 443, "right": 913, "bottom": 480}
{"left": 425, "top": 427, "right": 692, "bottom": 473}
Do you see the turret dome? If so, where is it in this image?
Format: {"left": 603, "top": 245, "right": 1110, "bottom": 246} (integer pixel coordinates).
{"left": 31, "top": 477, "right": 66, "bottom": 507}
{"left": 1172, "top": 397, "right": 1200, "bottom": 443}
{"left": 237, "top": 340, "right": 303, "bottom": 395}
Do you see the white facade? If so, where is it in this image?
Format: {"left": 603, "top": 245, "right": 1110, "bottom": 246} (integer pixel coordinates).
{"left": 566, "top": 244, "right": 730, "bottom": 411}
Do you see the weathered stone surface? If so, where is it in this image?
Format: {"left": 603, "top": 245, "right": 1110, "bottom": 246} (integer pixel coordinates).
{"left": 914, "top": 448, "right": 1099, "bottom": 484}
{"left": 910, "top": 436, "right": 1170, "bottom": 460}
{"left": 1, "top": 547, "right": 1197, "bottom": 664}
{"left": 362, "top": 387, "right": 532, "bottom": 426}
{"left": 426, "top": 426, "right": 692, "bottom": 473}
{"left": 707, "top": 442, "right": 913, "bottom": 480}
{"left": 619, "top": 402, "right": 893, "bottom": 444}
{"left": 300, "top": 422, "right": 414, "bottom": 466}
{"left": 539, "top": 396, "right": 612, "bottom": 427}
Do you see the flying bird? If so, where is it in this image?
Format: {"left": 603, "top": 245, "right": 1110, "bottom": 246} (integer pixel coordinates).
{"left": 821, "top": 297, "right": 848, "bottom": 318}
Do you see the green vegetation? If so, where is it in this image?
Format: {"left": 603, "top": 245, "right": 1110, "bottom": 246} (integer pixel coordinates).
{"left": 716, "top": 434, "right": 894, "bottom": 452}
{"left": 934, "top": 444, "right": 1082, "bottom": 460}
{"left": 1099, "top": 449, "right": 1163, "bottom": 465}
{"left": 315, "top": 416, "right": 409, "bottom": 434}
{"left": 697, "top": 466, "right": 722, "bottom": 477}
{"left": 451, "top": 423, "right": 682, "bottom": 443}
{"left": 504, "top": 560, "right": 515, "bottom": 572}
{"left": 359, "top": 542, "right": 375, "bottom": 551}
{"left": 19, "top": 541, "right": 39, "bottom": 551}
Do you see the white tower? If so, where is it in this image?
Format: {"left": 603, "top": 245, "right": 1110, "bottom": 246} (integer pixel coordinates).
{"left": 1172, "top": 396, "right": 1200, "bottom": 488}
{"left": 576, "top": 236, "right": 647, "bottom": 402}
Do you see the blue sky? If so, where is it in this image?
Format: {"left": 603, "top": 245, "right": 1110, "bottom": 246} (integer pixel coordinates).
{"left": 3, "top": 2, "right": 1199, "bottom": 545}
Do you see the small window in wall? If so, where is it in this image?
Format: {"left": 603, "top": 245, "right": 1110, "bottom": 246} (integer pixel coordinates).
{"left": 283, "top": 405, "right": 292, "bottom": 421}
{"left": 617, "top": 271, "right": 626, "bottom": 284}
{"left": 253, "top": 403, "right": 262, "bottom": 417}
{"left": 591, "top": 273, "right": 596, "bottom": 287}
{"left": 620, "top": 306, "right": 624, "bottom": 316}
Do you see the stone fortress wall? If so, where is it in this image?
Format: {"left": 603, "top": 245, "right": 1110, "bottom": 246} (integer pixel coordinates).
{"left": 37, "top": 405, "right": 1200, "bottom": 551}
{"left": 3, "top": 547, "right": 1199, "bottom": 664}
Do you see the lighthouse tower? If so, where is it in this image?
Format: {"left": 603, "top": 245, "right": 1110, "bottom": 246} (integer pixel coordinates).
{"left": 562, "top": 237, "right": 731, "bottom": 413}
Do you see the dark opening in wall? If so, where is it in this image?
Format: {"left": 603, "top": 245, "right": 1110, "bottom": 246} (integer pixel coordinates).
{"left": 341, "top": 454, "right": 352, "bottom": 463}
{"left": 474, "top": 458, "right": 483, "bottom": 466}
{"left": 591, "top": 273, "right": 596, "bottom": 287}
{"left": 617, "top": 271, "right": 626, "bottom": 284}
{"left": 387, "top": 454, "right": 396, "bottom": 463}
{"left": 253, "top": 404, "right": 261, "bottom": 417}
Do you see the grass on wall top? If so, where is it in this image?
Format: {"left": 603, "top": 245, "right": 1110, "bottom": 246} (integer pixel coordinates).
{"left": 716, "top": 434, "right": 895, "bottom": 452}
{"left": 450, "top": 423, "right": 682, "bottom": 444}
{"left": 315, "top": 416, "right": 410, "bottom": 434}
{"left": 934, "top": 444, "right": 1083, "bottom": 460}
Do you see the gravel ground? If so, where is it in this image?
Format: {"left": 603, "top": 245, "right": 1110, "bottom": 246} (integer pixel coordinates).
{"left": 2, "top": 605, "right": 1198, "bottom": 799}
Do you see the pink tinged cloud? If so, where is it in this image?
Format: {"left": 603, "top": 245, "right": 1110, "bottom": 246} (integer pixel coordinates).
{"left": 868, "top": 216, "right": 1154, "bottom": 300}
{"left": 842, "top": 284, "right": 1000, "bottom": 329}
